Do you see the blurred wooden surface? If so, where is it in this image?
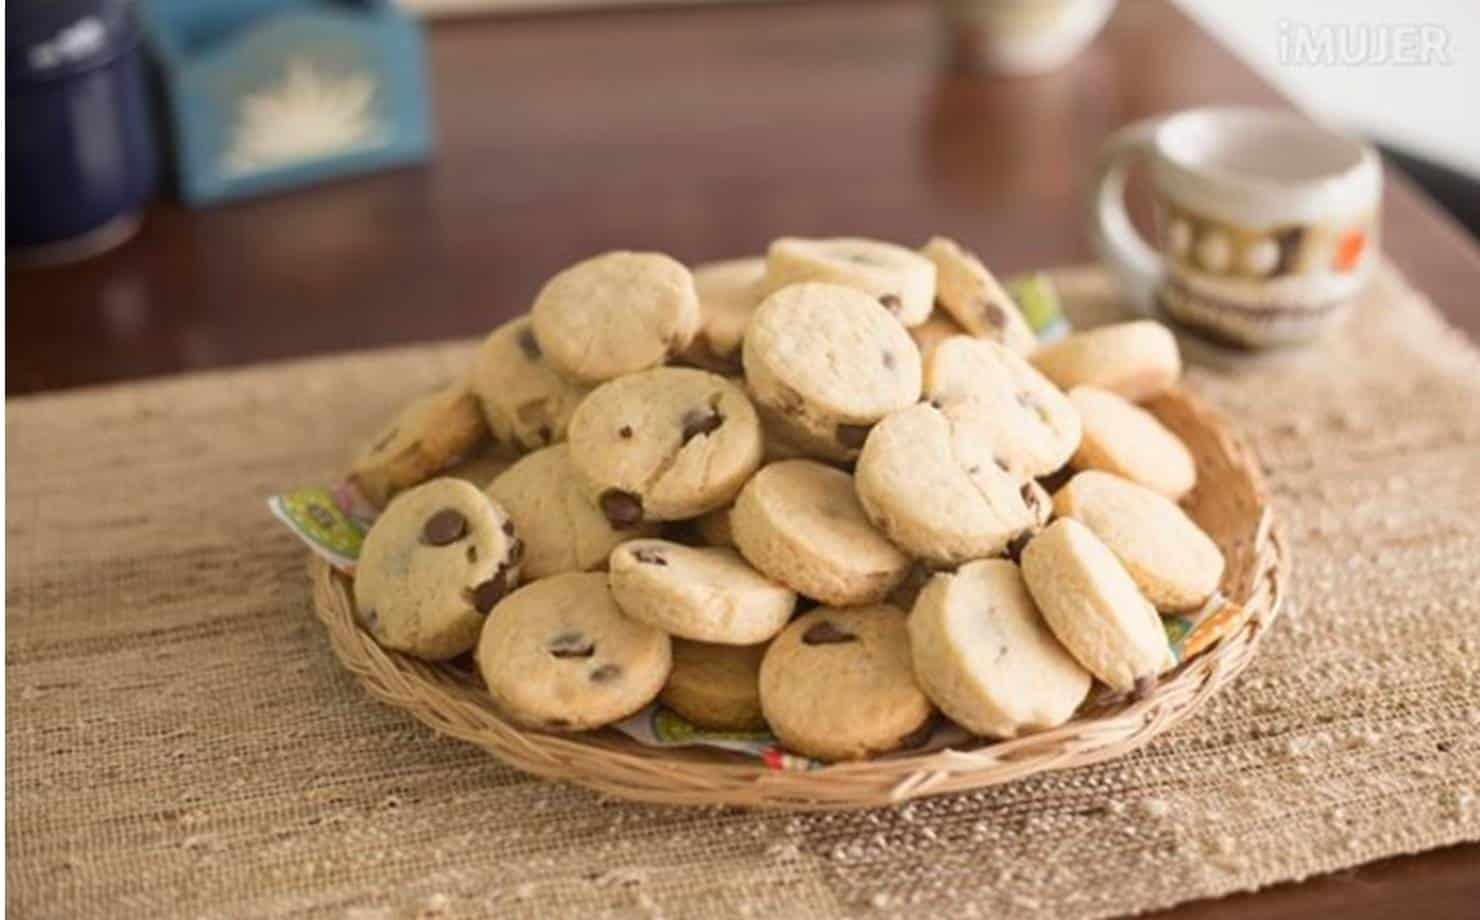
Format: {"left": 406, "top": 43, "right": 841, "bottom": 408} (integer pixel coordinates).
{"left": 5, "top": 1, "right": 1477, "bottom": 914}
{"left": 6, "top": 0, "right": 1477, "bottom": 395}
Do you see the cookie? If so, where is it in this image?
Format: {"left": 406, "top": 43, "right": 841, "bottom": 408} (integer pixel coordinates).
{"left": 923, "top": 335, "right": 1082, "bottom": 478}
{"left": 763, "top": 237, "right": 936, "bottom": 327}
{"left": 487, "top": 444, "right": 657, "bottom": 580}
{"left": 731, "top": 459, "right": 912, "bottom": 606}
{"left": 854, "top": 403, "right": 1039, "bottom": 567}
{"left": 659, "top": 639, "right": 768, "bottom": 732}
{"left": 568, "top": 367, "right": 764, "bottom": 525}
{"left": 1052, "top": 471, "right": 1224, "bottom": 612}
{"left": 353, "top": 478, "right": 521, "bottom": 660}
{"left": 609, "top": 540, "right": 796, "bottom": 644}
{"left": 470, "top": 317, "right": 593, "bottom": 452}
{"left": 530, "top": 251, "right": 701, "bottom": 383}
{"left": 1030, "top": 320, "right": 1182, "bottom": 402}
{"left": 476, "top": 572, "right": 671, "bottom": 731}
{"left": 1067, "top": 385, "right": 1197, "bottom": 500}
{"left": 1020, "top": 518, "right": 1175, "bottom": 691}
{"left": 909, "top": 559, "right": 1091, "bottom": 737}
{"left": 349, "top": 384, "right": 489, "bottom": 508}
{"left": 690, "top": 257, "right": 766, "bottom": 361}
{"left": 920, "top": 236, "right": 1037, "bottom": 354}
{"left": 743, "top": 282, "right": 922, "bottom": 462}
{"left": 908, "top": 309, "right": 968, "bottom": 361}
{"left": 759, "top": 605, "right": 934, "bottom": 762}
{"left": 693, "top": 506, "right": 735, "bottom": 548}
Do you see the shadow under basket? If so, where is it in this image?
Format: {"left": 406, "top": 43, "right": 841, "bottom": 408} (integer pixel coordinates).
{"left": 310, "top": 386, "right": 1286, "bottom": 810}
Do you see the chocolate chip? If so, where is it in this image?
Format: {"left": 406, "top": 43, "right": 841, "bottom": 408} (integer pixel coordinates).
{"left": 802, "top": 621, "right": 856, "bottom": 645}
{"left": 835, "top": 423, "right": 872, "bottom": 449}
{"left": 469, "top": 567, "right": 510, "bottom": 613}
{"left": 546, "top": 717, "right": 571, "bottom": 729}
{"left": 618, "top": 425, "right": 634, "bottom": 439}
{"left": 980, "top": 300, "right": 1006, "bottom": 329}
{"left": 1133, "top": 674, "right": 1157, "bottom": 700}
{"left": 878, "top": 294, "right": 902, "bottom": 314}
{"left": 502, "top": 520, "right": 516, "bottom": 537}
{"left": 681, "top": 408, "right": 724, "bottom": 444}
{"left": 599, "top": 490, "right": 644, "bottom": 529}
{"left": 371, "top": 427, "right": 399, "bottom": 454}
{"left": 590, "top": 663, "right": 622, "bottom": 683}
{"left": 466, "top": 544, "right": 478, "bottom": 563}
{"left": 1020, "top": 483, "right": 1038, "bottom": 510}
{"left": 966, "top": 465, "right": 981, "bottom": 475}
{"left": 422, "top": 508, "right": 468, "bottom": 545}
{"left": 537, "top": 424, "right": 553, "bottom": 445}
{"left": 898, "top": 716, "right": 936, "bottom": 750}
{"left": 517, "top": 326, "right": 541, "bottom": 360}
{"left": 632, "top": 547, "right": 667, "bottom": 566}
{"left": 845, "top": 252, "right": 877, "bottom": 265}
{"left": 994, "top": 456, "right": 1011, "bottom": 473}
{"left": 882, "top": 349, "right": 896, "bottom": 370}
{"left": 1004, "top": 530, "right": 1033, "bottom": 563}
{"left": 1038, "top": 465, "right": 1074, "bottom": 494}
{"left": 508, "top": 536, "right": 524, "bottom": 564}
{"left": 548, "top": 632, "right": 594, "bottom": 658}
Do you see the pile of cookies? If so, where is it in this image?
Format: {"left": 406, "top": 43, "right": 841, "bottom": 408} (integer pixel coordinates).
{"left": 347, "top": 236, "right": 1226, "bottom": 763}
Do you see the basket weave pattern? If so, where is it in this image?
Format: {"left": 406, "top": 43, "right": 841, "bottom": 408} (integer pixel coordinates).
{"left": 311, "top": 386, "right": 1285, "bottom": 809}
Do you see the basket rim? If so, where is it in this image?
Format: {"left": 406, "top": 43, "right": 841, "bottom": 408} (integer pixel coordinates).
{"left": 310, "top": 385, "right": 1287, "bottom": 810}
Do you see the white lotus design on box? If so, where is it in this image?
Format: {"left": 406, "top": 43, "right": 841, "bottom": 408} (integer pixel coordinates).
{"left": 224, "top": 60, "right": 387, "bottom": 176}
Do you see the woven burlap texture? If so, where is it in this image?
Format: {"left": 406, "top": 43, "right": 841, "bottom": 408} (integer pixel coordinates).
{"left": 8, "top": 263, "right": 1479, "bottom": 919}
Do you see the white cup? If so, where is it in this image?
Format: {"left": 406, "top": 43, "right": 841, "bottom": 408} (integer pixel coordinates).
{"left": 1090, "top": 106, "right": 1382, "bottom": 348}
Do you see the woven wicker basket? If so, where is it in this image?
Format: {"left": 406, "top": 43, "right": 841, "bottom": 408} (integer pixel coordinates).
{"left": 311, "top": 386, "right": 1285, "bottom": 810}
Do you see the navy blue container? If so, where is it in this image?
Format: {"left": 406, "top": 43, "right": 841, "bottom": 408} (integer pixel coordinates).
{"left": 7, "top": 0, "right": 158, "bottom": 262}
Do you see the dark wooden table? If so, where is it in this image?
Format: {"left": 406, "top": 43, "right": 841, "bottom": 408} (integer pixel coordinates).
{"left": 6, "top": 0, "right": 1477, "bottom": 913}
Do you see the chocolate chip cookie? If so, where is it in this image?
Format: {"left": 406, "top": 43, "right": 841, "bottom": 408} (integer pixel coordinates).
{"left": 530, "top": 251, "right": 701, "bottom": 383}
{"left": 471, "top": 316, "right": 593, "bottom": 452}
{"left": 909, "top": 559, "right": 1090, "bottom": 737}
{"left": 608, "top": 539, "right": 796, "bottom": 644}
{"left": 759, "top": 605, "right": 934, "bottom": 762}
{"left": 1030, "top": 320, "right": 1182, "bottom": 402}
{"left": 763, "top": 237, "right": 937, "bottom": 327}
{"left": 349, "top": 383, "right": 489, "bottom": 508}
{"left": 731, "top": 459, "right": 912, "bottom": 606}
{"left": 353, "top": 478, "right": 521, "bottom": 660}
{"left": 743, "top": 282, "right": 922, "bottom": 462}
{"left": 487, "top": 444, "right": 658, "bottom": 580}
{"left": 920, "top": 236, "right": 1037, "bottom": 354}
{"left": 477, "top": 572, "right": 671, "bottom": 731}
{"left": 1068, "top": 385, "right": 1197, "bottom": 500}
{"left": 568, "top": 367, "right": 764, "bottom": 525}
{"left": 660, "top": 639, "right": 768, "bottom": 732}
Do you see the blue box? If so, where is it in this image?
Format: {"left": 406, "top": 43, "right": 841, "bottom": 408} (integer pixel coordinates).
{"left": 137, "top": 0, "right": 433, "bottom": 205}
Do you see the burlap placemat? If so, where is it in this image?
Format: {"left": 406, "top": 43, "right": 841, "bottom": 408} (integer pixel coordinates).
{"left": 8, "top": 262, "right": 1479, "bottom": 919}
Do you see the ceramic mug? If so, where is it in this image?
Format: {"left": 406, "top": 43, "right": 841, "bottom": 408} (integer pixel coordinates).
{"left": 1091, "top": 106, "right": 1382, "bottom": 348}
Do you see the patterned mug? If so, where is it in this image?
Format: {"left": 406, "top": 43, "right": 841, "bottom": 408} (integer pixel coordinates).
{"left": 1091, "top": 107, "right": 1382, "bottom": 348}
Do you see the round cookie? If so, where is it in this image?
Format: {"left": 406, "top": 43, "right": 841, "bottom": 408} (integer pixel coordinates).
{"left": 354, "top": 478, "right": 521, "bottom": 661}
{"left": 568, "top": 367, "right": 764, "bottom": 525}
{"left": 1068, "top": 385, "right": 1197, "bottom": 500}
{"left": 764, "top": 237, "right": 936, "bottom": 327}
{"left": 731, "top": 460, "right": 912, "bottom": 606}
{"left": 693, "top": 506, "right": 735, "bottom": 548}
{"left": 660, "top": 640, "right": 769, "bottom": 732}
{"left": 690, "top": 257, "right": 766, "bottom": 361}
{"left": 444, "top": 449, "right": 516, "bottom": 489}
{"left": 909, "top": 559, "right": 1091, "bottom": 737}
{"left": 759, "top": 606, "right": 934, "bottom": 762}
{"left": 743, "top": 283, "right": 922, "bottom": 462}
{"left": 477, "top": 572, "right": 671, "bottom": 731}
{"left": 1030, "top": 321, "right": 1182, "bottom": 402}
{"left": 530, "top": 251, "right": 701, "bottom": 383}
{"left": 349, "top": 383, "right": 489, "bottom": 508}
{"left": 920, "top": 236, "right": 1037, "bottom": 354}
{"left": 608, "top": 540, "right": 796, "bottom": 644}
{"left": 470, "top": 317, "right": 593, "bottom": 452}
{"left": 854, "top": 403, "right": 1039, "bottom": 567}
{"left": 924, "top": 335, "right": 1082, "bottom": 477}
{"left": 487, "top": 444, "right": 658, "bottom": 580}
{"left": 909, "top": 309, "right": 968, "bottom": 361}
{"left": 1020, "top": 518, "right": 1175, "bottom": 691}
{"left": 1052, "top": 471, "right": 1224, "bottom": 612}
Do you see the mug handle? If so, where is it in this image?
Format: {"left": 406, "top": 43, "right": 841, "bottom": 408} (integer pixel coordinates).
{"left": 1090, "top": 118, "right": 1165, "bottom": 314}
